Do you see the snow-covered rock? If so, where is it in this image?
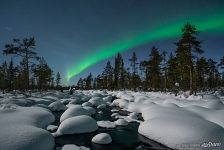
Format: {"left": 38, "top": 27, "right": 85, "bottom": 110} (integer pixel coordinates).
{"left": 48, "top": 101, "right": 67, "bottom": 111}
{"left": 82, "top": 102, "right": 92, "bottom": 107}
{"left": 138, "top": 115, "right": 224, "bottom": 149}
{"left": 111, "top": 113, "right": 119, "bottom": 117}
{"left": 103, "top": 96, "right": 113, "bottom": 102}
{"left": 88, "top": 97, "right": 105, "bottom": 106}
{"left": 69, "top": 98, "right": 80, "bottom": 104}
{"left": 0, "top": 105, "right": 55, "bottom": 150}
{"left": 55, "top": 115, "right": 98, "bottom": 136}
{"left": 97, "top": 104, "right": 106, "bottom": 109}
{"left": 115, "top": 119, "right": 128, "bottom": 126}
{"left": 92, "top": 133, "right": 112, "bottom": 144}
{"left": 97, "top": 121, "right": 116, "bottom": 128}
{"left": 83, "top": 106, "right": 96, "bottom": 115}
{"left": 60, "top": 105, "right": 91, "bottom": 122}
{"left": 62, "top": 144, "right": 89, "bottom": 150}
{"left": 47, "top": 125, "right": 58, "bottom": 131}
{"left": 128, "top": 112, "right": 138, "bottom": 120}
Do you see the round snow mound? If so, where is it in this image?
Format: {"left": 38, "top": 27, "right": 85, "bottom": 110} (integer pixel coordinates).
{"left": 56, "top": 115, "right": 98, "bottom": 135}
{"left": 69, "top": 99, "right": 79, "bottom": 104}
{"left": 60, "top": 105, "right": 90, "bottom": 122}
{"left": 138, "top": 116, "right": 224, "bottom": 149}
{"left": 82, "top": 102, "right": 93, "bottom": 107}
{"left": 92, "top": 133, "right": 112, "bottom": 144}
{"left": 88, "top": 97, "right": 104, "bottom": 106}
{"left": 48, "top": 101, "right": 66, "bottom": 111}
{"left": 83, "top": 106, "right": 96, "bottom": 115}
{"left": 62, "top": 144, "right": 89, "bottom": 150}
{"left": 115, "top": 119, "right": 128, "bottom": 126}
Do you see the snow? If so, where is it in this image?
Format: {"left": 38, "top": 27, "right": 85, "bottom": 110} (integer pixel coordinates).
{"left": 128, "top": 112, "right": 138, "bottom": 120}
{"left": 60, "top": 105, "right": 91, "bottom": 122}
{"left": 0, "top": 105, "right": 55, "bottom": 150}
{"left": 48, "top": 101, "right": 67, "bottom": 111}
{"left": 111, "top": 109, "right": 119, "bottom": 112}
{"left": 55, "top": 115, "right": 98, "bottom": 136}
{"left": 97, "top": 121, "right": 116, "bottom": 128}
{"left": 82, "top": 102, "right": 92, "bottom": 107}
{"left": 62, "top": 144, "right": 89, "bottom": 150}
{"left": 69, "top": 98, "right": 80, "bottom": 104}
{"left": 138, "top": 116, "right": 224, "bottom": 149}
{"left": 83, "top": 106, "right": 96, "bottom": 115}
{"left": 97, "top": 104, "right": 106, "bottom": 109}
{"left": 88, "top": 97, "right": 105, "bottom": 106}
{"left": 1, "top": 90, "right": 224, "bottom": 149}
{"left": 103, "top": 96, "right": 113, "bottom": 102}
{"left": 115, "top": 119, "right": 128, "bottom": 126}
{"left": 92, "top": 133, "right": 112, "bottom": 144}
{"left": 47, "top": 125, "right": 58, "bottom": 131}
{"left": 111, "top": 113, "right": 119, "bottom": 117}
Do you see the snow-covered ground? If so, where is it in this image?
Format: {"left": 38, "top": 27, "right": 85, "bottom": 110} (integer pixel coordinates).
{"left": 0, "top": 90, "right": 223, "bottom": 150}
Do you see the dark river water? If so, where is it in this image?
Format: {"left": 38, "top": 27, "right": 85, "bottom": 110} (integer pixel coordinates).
{"left": 52, "top": 105, "right": 171, "bottom": 150}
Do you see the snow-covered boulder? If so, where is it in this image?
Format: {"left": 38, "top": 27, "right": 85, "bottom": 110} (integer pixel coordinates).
{"left": 111, "top": 109, "right": 119, "bottom": 112}
{"left": 0, "top": 105, "right": 55, "bottom": 150}
{"left": 89, "top": 97, "right": 105, "bottom": 106}
{"left": 62, "top": 144, "right": 89, "bottom": 150}
{"left": 48, "top": 101, "right": 67, "bottom": 111}
{"left": 92, "top": 133, "right": 112, "bottom": 144}
{"left": 60, "top": 105, "right": 91, "bottom": 122}
{"left": 103, "top": 96, "right": 113, "bottom": 102}
{"left": 55, "top": 115, "right": 98, "bottom": 136}
{"left": 112, "top": 99, "right": 129, "bottom": 108}
{"left": 83, "top": 106, "right": 96, "bottom": 115}
{"left": 34, "top": 104, "right": 50, "bottom": 109}
{"left": 61, "top": 98, "right": 71, "bottom": 104}
{"left": 138, "top": 115, "right": 224, "bottom": 149}
{"left": 82, "top": 102, "right": 92, "bottom": 107}
{"left": 69, "top": 99, "right": 80, "bottom": 104}
{"left": 97, "top": 121, "right": 116, "bottom": 128}
{"left": 47, "top": 125, "right": 58, "bottom": 131}
{"left": 115, "top": 119, "right": 128, "bottom": 126}
{"left": 128, "top": 112, "right": 138, "bottom": 120}
{"left": 111, "top": 113, "right": 119, "bottom": 117}
{"left": 97, "top": 104, "right": 106, "bottom": 109}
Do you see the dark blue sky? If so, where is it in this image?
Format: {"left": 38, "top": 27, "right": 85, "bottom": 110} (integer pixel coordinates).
{"left": 0, "top": 0, "right": 224, "bottom": 85}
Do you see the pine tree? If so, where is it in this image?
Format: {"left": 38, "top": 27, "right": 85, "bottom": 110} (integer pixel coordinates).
{"left": 218, "top": 56, "right": 224, "bottom": 87}
{"left": 77, "top": 78, "right": 83, "bottom": 89}
{"left": 56, "top": 72, "right": 61, "bottom": 87}
{"left": 32, "top": 57, "right": 53, "bottom": 91}
{"left": 86, "top": 73, "right": 93, "bottom": 89}
{"left": 147, "top": 46, "right": 162, "bottom": 90}
{"left": 167, "top": 53, "right": 179, "bottom": 91}
{"left": 176, "top": 23, "right": 203, "bottom": 93}
{"left": 162, "top": 51, "right": 167, "bottom": 91}
{"left": 114, "top": 53, "right": 124, "bottom": 89}
{"left": 3, "top": 37, "right": 39, "bottom": 90}
{"left": 7, "top": 60, "right": 16, "bottom": 91}
{"left": 195, "top": 57, "right": 207, "bottom": 90}
{"left": 207, "top": 59, "right": 218, "bottom": 89}
{"left": 102, "top": 61, "right": 114, "bottom": 89}
{"left": 129, "top": 52, "right": 139, "bottom": 90}
{"left": 0, "top": 62, "right": 8, "bottom": 93}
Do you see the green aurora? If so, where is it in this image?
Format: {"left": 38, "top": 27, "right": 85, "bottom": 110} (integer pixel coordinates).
{"left": 66, "top": 13, "right": 224, "bottom": 82}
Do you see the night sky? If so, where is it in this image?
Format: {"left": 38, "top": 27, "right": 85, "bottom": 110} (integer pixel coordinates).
{"left": 0, "top": 0, "right": 224, "bottom": 85}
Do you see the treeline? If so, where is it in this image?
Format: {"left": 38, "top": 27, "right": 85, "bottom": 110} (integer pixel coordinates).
{"left": 0, "top": 37, "right": 62, "bottom": 93}
{"left": 76, "top": 23, "right": 224, "bottom": 94}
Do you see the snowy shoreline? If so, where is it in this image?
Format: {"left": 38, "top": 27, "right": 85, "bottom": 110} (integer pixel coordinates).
{"left": 0, "top": 90, "right": 224, "bottom": 150}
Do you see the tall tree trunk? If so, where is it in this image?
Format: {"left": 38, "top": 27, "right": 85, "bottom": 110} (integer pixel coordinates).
{"left": 25, "top": 48, "right": 29, "bottom": 91}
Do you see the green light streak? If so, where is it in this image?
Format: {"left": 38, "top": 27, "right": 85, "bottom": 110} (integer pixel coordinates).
{"left": 67, "top": 13, "right": 224, "bottom": 82}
